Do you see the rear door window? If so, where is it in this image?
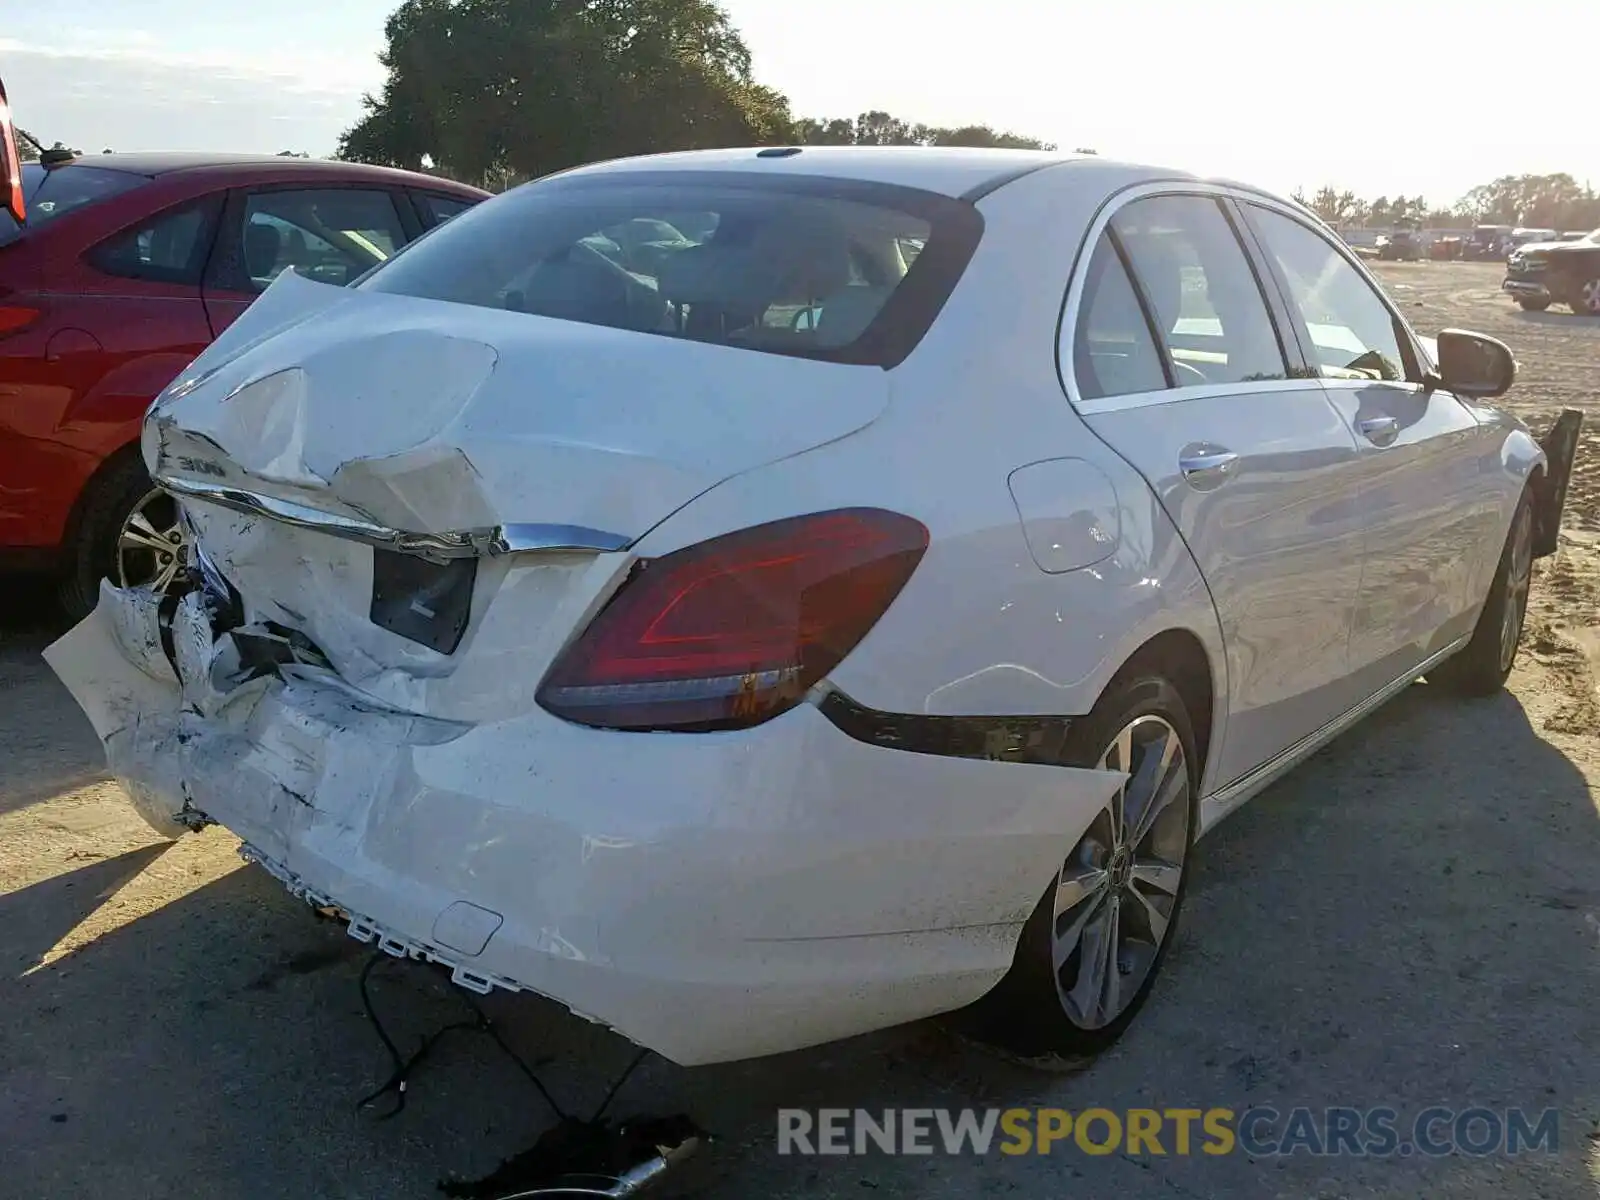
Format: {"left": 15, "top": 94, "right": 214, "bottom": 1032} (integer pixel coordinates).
{"left": 87, "top": 197, "right": 222, "bottom": 285}
{"left": 1071, "top": 233, "right": 1169, "bottom": 400}
{"left": 358, "top": 172, "right": 983, "bottom": 367}
{"left": 0, "top": 163, "right": 147, "bottom": 246}
{"left": 1109, "top": 195, "right": 1288, "bottom": 387}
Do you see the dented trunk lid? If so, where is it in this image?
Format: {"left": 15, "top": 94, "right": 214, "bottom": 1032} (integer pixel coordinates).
{"left": 146, "top": 271, "right": 889, "bottom": 719}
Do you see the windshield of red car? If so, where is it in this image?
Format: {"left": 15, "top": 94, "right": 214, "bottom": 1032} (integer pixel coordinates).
{"left": 0, "top": 163, "right": 148, "bottom": 247}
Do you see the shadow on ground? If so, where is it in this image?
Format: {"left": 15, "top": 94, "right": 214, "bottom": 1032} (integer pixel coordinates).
{"left": 2, "top": 672, "right": 1596, "bottom": 1199}
{"left": 0, "top": 579, "right": 105, "bottom": 818}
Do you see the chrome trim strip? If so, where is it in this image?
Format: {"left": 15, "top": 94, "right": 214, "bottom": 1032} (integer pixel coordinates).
{"left": 495, "top": 523, "right": 632, "bottom": 554}
{"left": 161, "top": 476, "right": 630, "bottom": 560}
{"left": 1074, "top": 378, "right": 1325, "bottom": 416}
{"left": 1197, "top": 635, "right": 1470, "bottom": 835}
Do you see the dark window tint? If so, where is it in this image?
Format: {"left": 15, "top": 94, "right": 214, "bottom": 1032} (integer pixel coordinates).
{"left": 1111, "top": 195, "right": 1286, "bottom": 386}
{"left": 88, "top": 199, "right": 219, "bottom": 285}
{"left": 241, "top": 189, "right": 407, "bottom": 290}
{"left": 0, "top": 163, "right": 146, "bottom": 246}
{"left": 416, "top": 192, "right": 476, "bottom": 227}
{"left": 1072, "top": 233, "right": 1168, "bottom": 399}
{"left": 1248, "top": 206, "right": 1412, "bottom": 382}
{"left": 358, "top": 172, "right": 983, "bottom": 367}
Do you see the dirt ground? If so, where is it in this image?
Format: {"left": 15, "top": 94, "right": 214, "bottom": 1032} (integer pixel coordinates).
{"left": 1, "top": 260, "right": 1597, "bottom": 1200}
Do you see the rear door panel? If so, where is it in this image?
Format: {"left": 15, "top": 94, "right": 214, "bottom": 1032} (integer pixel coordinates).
{"left": 1065, "top": 189, "right": 1369, "bottom": 788}
{"left": 1084, "top": 388, "right": 1367, "bottom": 785}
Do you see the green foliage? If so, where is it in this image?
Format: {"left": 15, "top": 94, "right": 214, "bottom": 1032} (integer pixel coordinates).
{"left": 1455, "top": 173, "right": 1600, "bottom": 230}
{"left": 339, "top": 1, "right": 1053, "bottom": 186}
{"left": 339, "top": 0, "right": 793, "bottom": 186}
{"left": 1296, "top": 175, "right": 1600, "bottom": 231}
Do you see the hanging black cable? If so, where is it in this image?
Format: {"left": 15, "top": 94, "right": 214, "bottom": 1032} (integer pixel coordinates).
{"left": 356, "top": 953, "right": 568, "bottom": 1123}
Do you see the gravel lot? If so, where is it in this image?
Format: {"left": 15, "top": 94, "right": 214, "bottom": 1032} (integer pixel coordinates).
{"left": 1, "top": 261, "right": 1596, "bottom": 1199}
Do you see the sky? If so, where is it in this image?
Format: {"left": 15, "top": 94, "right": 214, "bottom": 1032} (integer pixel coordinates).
{"left": 3, "top": 0, "right": 1597, "bottom": 206}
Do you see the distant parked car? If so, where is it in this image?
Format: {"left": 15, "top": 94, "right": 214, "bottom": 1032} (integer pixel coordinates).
{"left": 0, "top": 149, "right": 488, "bottom": 615}
{"left": 1503, "top": 228, "right": 1600, "bottom": 313}
{"left": 1464, "top": 224, "right": 1513, "bottom": 260}
{"left": 1430, "top": 235, "right": 1463, "bottom": 260}
{"left": 1377, "top": 229, "right": 1422, "bottom": 260}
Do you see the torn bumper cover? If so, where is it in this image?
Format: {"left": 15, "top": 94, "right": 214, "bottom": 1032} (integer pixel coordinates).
{"left": 46, "top": 582, "right": 1123, "bottom": 1065}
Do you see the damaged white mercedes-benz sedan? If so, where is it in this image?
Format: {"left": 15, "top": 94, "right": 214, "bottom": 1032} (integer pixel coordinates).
{"left": 47, "top": 147, "right": 1581, "bottom": 1067}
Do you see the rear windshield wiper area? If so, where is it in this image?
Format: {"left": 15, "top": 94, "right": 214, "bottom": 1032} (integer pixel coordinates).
{"left": 0, "top": 162, "right": 149, "bottom": 247}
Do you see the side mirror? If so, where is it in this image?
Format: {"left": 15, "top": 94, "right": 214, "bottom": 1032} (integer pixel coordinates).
{"left": 0, "top": 78, "right": 24, "bottom": 225}
{"left": 1433, "top": 328, "right": 1515, "bottom": 398}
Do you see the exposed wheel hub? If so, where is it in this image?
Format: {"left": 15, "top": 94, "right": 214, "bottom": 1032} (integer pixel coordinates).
{"left": 116, "top": 488, "right": 190, "bottom": 595}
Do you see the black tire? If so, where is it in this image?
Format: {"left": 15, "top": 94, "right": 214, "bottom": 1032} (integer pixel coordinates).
{"left": 1517, "top": 298, "right": 1550, "bottom": 312}
{"left": 1430, "top": 492, "right": 1534, "bottom": 698}
{"left": 56, "top": 454, "right": 157, "bottom": 621}
{"left": 954, "top": 674, "right": 1200, "bottom": 1068}
{"left": 1571, "top": 278, "right": 1600, "bottom": 317}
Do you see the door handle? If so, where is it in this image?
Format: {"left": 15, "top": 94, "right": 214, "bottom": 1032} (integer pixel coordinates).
{"left": 1178, "top": 449, "right": 1239, "bottom": 490}
{"left": 1358, "top": 415, "right": 1400, "bottom": 446}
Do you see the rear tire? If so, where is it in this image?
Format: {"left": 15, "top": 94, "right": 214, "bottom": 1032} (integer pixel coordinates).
{"left": 955, "top": 674, "right": 1199, "bottom": 1068}
{"left": 57, "top": 455, "right": 163, "bottom": 621}
{"left": 1430, "top": 493, "right": 1534, "bottom": 697}
{"left": 1572, "top": 278, "right": 1600, "bottom": 317}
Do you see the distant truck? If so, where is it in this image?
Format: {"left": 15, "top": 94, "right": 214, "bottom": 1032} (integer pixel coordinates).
{"left": 1502, "top": 228, "right": 1600, "bottom": 314}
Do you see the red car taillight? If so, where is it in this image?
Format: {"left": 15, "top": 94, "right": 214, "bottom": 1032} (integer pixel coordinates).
{"left": 537, "top": 508, "right": 929, "bottom": 731}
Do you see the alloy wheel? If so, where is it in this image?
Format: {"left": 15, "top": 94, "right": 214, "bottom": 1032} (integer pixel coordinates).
{"left": 116, "top": 488, "right": 189, "bottom": 593}
{"left": 1499, "top": 503, "right": 1533, "bottom": 673}
{"left": 1051, "top": 715, "right": 1191, "bottom": 1030}
{"left": 1581, "top": 279, "right": 1600, "bottom": 316}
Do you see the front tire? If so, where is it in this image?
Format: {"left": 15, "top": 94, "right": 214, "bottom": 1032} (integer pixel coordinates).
{"left": 956, "top": 675, "right": 1199, "bottom": 1067}
{"left": 1430, "top": 493, "right": 1533, "bottom": 697}
{"left": 1517, "top": 297, "right": 1550, "bottom": 312}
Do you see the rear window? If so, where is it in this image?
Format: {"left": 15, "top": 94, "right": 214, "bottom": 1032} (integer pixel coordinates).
{"left": 0, "top": 163, "right": 148, "bottom": 247}
{"left": 357, "top": 171, "right": 983, "bottom": 367}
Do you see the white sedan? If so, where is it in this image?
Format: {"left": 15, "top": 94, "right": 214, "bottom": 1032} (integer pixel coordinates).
{"left": 48, "top": 147, "right": 1581, "bottom": 1067}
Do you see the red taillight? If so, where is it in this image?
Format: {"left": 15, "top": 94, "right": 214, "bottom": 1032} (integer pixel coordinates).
{"left": 537, "top": 508, "right": 929, "bottom": 731}
{"left": 0, "top": 305, "right": 38, "bottom": 336}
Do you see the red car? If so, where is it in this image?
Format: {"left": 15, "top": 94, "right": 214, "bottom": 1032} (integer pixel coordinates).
{"left": 0, "top": 145, "right": 487, "bottom": 614}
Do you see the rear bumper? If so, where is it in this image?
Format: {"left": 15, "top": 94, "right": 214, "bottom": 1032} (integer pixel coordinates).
{"left": 45, "top": 585, "right": 1122, "bottom": 1065}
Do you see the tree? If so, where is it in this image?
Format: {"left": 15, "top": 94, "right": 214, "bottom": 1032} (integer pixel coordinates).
{"left": 792, "top": 111, "right": 1053, "bottom": 150}
{"left": 1457, "top": 173, "right": 1600, "bottom": 228}
{"left": 1303, "top": 185, "right": 1365, "bottom": 227}
{"left": 340, "top": 0, "right": 792, "bottom": 185}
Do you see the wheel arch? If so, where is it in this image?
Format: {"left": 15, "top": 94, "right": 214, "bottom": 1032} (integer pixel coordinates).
{"left": 1104, "top": 626, "right": 1219, "bottom": 790}
{"left": 56, "top": 438, "right": 144, "bottom": 572}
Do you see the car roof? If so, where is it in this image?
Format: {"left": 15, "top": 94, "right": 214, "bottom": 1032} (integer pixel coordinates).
{"left": 39, "top": 151, "right": 486, "bottom": 193}
{"left": 557, "top": 145, "right": 1087, "bottom": 199}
